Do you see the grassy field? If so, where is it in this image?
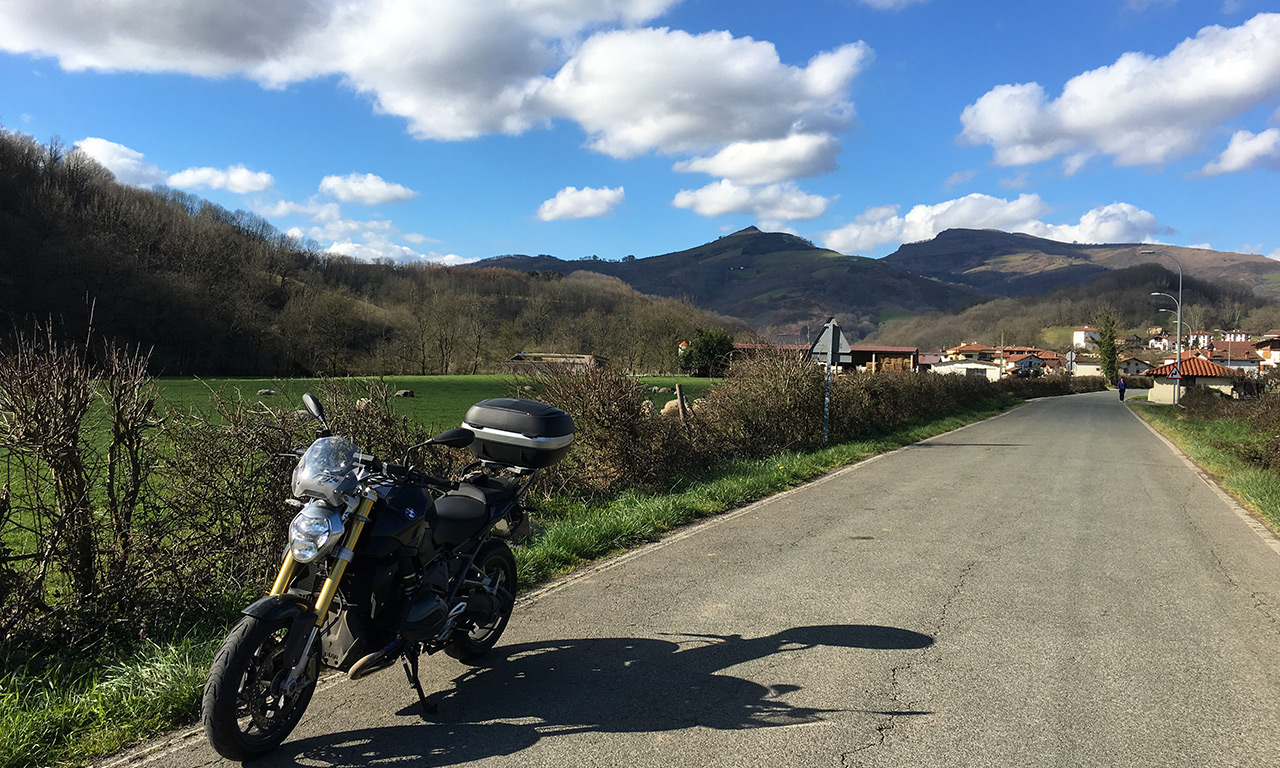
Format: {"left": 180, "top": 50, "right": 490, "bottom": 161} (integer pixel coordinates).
{"left": 156, "top": 374, "right": 719, "bottom": 430}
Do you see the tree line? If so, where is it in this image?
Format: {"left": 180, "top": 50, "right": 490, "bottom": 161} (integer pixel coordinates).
{"left": 0, "top": 128, "right": 740, "bottom": 377}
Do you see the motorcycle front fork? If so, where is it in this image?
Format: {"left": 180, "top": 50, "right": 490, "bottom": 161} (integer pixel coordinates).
{"left": 270, "top": 490, "right": 378, "bottom": 692}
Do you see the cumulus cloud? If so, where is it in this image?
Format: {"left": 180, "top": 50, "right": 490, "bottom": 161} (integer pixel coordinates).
{"left": 543, "top": 30, "right": 869, "bottom": 158}
{"left": 256, "top": 194, "right": 458, "bottom": 263}
{"left": 319, "top": 172, "right": 416, "bottom": 204}
{"left": 168, "top": 164, "right": 274, "bottom": 193}
{"left": 960, "top": 13, "right": 1280, "bottom": 169}
{"left": 3, "top": 2, "right": 868, "bottom": 184}
{"left": 672, "top": 180, "right": 833, "bottom": 221}
{"left": 821, "top": 193, "right": 1162, "bottom": 253}
{"left": 1201, "top": 128, "right": 1280, "bottom": 175}
{"left": 673, "top": 133, "right": 840, "bottom": 185}
{"left": 536, "top": 185, "right": 625, "bottom": 221}
{"left": 73, "top": 137, "right": 167, "bottom": 186}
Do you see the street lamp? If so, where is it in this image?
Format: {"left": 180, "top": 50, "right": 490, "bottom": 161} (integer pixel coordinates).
{"left": 1143, "top": 247, "right": 1183, "bottom": 406}
{"left": 1153, "top": 293, "right": 1182, "bottom": 405}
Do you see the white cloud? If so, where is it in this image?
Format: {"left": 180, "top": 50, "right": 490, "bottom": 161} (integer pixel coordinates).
{"left": 73, "top": 137, "right": 166, "bottom": 186}
{"left": 672, "top": 180, "right": 832, "bottom": 221}
{"left": 168, "top": 164, "right": 274, "bottom": 193}
{"left": 944, "top": 169, "right": 977, "bottom": 187}
{"left": 672, "top": 133, "right": 840, "bottom": 185}
{"left": 1268, "top": 248, "right": 1280, "bottom": 261}
{"left": 255, "top": 194, "right": 457, "bottom": 263}
{"left": 960, "top": 13, "right": 1280, "bottom": 169}
{"left": 541, "top": 30, "right": 869, "bottom": 158}
{"left": 821, "top": 194, "right": 1162, "bottom": 253}
{"left": 536, "top": 185, "right": 625, "bottom": 221}
{"left": 1201, "top": 128, "right": 1280, "bottom": 175}
{"left": 319, "top": 172, "right": 416, "bottom": 204}
{"left": 3, "top": 3, "right": 868, "bottom": 179}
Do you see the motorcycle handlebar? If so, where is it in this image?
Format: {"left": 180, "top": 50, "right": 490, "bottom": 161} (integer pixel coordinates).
{"left": 359, "top": 455, "right": 455, "bottom": 491}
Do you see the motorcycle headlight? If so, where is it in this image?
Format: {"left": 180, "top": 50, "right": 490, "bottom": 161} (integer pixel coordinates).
{"left": 288, "top": 502, "right": 345, "bottom": 563}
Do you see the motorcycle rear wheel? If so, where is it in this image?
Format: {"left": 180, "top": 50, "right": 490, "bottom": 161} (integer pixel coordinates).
{"left": 446, "top": 540, "right": 517, "bottom": 662}
{"left": 201, "top": 614, "right": 317, "bottom": 760}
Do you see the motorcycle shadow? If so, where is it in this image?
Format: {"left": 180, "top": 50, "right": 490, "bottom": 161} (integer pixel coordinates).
{"left": 264, "top": 624, "right": 933, "bottom": 768}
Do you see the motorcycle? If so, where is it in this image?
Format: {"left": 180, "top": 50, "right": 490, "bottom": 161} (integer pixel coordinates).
{"left": 201, "top": 393, "right": 574, "bottom": 760}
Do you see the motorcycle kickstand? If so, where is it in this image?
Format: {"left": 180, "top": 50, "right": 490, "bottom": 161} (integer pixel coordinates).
{"left": 401, "top": 644, "right": 438, "bottom": 719}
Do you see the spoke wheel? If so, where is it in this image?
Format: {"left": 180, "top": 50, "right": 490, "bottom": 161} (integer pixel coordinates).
{"left": 202, "top": 614, "right": 317, "bottom": 760}
{"left": 446, "top": 541, "right": 516, "bottom": 663}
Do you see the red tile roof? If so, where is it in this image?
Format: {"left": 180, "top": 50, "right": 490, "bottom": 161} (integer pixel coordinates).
{"left": 1147, "top": 357, "right": 1243, "bottom": 378}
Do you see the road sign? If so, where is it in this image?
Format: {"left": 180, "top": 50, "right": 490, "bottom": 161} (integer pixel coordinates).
{"left": 808, "top": 319, "right": 851, "bottom": 365}
{"left": 1167, "top": 366, "right": 1181, "bottom": 380}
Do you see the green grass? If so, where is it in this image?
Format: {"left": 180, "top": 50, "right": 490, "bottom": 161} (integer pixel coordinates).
{"left": 0, "top": 634, "right": 219, "bottom": 768}
{"left": 1130, "top": 404, "right": 1280, "bottom": 532}
{"left": 0, "top": 390, "right": 1016, "bottom": 768}
{"left": 156, "top": 375, "right": 717, "bottom": 430}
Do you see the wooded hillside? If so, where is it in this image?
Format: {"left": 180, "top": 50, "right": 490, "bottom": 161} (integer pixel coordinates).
{"left": 0, "top": 129, "right": 738, "bottom": 376}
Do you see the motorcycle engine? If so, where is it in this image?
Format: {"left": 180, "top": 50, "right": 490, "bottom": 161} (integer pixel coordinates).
{"left": 397, "top": 561, "right": 450, "bottom": 641}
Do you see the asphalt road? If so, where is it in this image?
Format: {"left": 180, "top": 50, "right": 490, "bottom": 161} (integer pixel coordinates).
{"left": 110, "top": 390, "right": 1280, "bottom": 768}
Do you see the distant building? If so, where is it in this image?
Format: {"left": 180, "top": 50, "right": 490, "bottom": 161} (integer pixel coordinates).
{"left": 503, "top": 353, "right": 607, "bottom": 374}
{"left": 931, "top": 358, "right": 1001, "bottom": 381}
{"left": 1072, "top": 326, "right": 1100, "bottom": 349}
{"left": 1117, "top": 357, "right": 1152, "bottom": 376}
{"left": 1187, "top": 330, "right": 1213, "bottom": 349}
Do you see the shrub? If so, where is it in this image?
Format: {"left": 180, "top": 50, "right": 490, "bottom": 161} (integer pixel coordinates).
{"left": 526, "top": 367, "right": 712, "bottom": 499}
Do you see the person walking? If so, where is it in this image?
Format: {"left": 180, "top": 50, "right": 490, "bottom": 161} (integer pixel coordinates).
{"left": 1117, "top": 377, "right": 1127, "bottom": 402}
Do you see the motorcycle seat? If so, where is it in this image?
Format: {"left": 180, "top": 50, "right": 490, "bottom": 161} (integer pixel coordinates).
{"left": 431, "top": 485, "right": 491, "bottom": 547}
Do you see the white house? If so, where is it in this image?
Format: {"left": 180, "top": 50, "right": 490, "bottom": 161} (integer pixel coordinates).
{"left": 1073, "top": 360, "right": 1104, "bottom": 377}
{"left": 1072, "top": 326, "right": 1100, "bottom": 349}
{"left": 1117, "top": 357, "right": 1152, "bottom": 376}
{"left": 931, "top": 358, "right": 1002, "bottom": 381}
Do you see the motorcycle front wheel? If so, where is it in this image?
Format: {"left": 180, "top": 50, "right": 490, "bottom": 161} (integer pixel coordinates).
{"left": 446, "top": 540, "right": 517, "bottom": 662}
{"left": 201, "top": 614, "right": 317, "bottom": 760}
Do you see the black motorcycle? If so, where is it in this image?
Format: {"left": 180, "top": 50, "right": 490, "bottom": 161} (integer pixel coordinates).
{"left": 201, "top": 394, "right": 573, "bottom": 760}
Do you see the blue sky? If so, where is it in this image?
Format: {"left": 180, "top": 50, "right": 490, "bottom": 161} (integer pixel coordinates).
{"left": 2, "top": 0, "right": 1278, "bottom": 265}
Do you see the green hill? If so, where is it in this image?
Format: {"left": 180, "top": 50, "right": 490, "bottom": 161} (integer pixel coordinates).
{"left": 478, "top": 227, "right": 983, "bottom": 340}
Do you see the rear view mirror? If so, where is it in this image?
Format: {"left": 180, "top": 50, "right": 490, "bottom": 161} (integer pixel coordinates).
{"left": 431, "top": 427, "right": 474, "bottom": 449}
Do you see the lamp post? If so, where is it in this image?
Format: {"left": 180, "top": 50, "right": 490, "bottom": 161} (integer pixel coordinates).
{"left": 1154, "top": 295, "right": 1182, "bottom": 405}
{"left": 1143, "top": 247, "right": 1183, "bottom": 406}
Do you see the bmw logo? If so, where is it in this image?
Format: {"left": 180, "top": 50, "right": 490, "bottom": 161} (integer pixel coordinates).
{"left": 404, "top": 507, "right": 417, "bottom": 519}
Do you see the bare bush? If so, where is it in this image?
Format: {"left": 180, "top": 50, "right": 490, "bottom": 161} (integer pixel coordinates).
{"left": 524, "top": 367, "right": 711, "bottom": 498}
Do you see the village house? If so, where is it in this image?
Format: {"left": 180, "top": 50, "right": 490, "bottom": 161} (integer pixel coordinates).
{"left": 1148, "top": 334, "right": 1173, "bottom": 351}
{"left": 1117, "top": 356, "right": 1153, "bottom": 376}
{"left": 1207, "top": 340, "right": 1263, "bottom": 374}
{"left": 1145, "top": 354, "right": 1244, "bottom": 404}
{"left": 1254, "top": 335, "right": 1280, "bottom": 371}
{"left": 931, "top": 358, "right": 1002, "bottom": 381}
{"left": 1186, "top": 330, "right": 1213, "bottom": 349}
{"left": 1072, "top": 326, "right": 1100, "bottom": 349}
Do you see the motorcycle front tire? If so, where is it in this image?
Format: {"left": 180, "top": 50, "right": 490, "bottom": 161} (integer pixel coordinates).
{"left": 201, "top": 614, "right": 317, "bottom": 760}
{"left": 446, "top": 539, "right": 517, "bottom": 663}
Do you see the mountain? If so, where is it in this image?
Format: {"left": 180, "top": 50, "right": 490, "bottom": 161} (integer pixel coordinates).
{"left": 477, "top": 227, "right": 982, "bottom": 340}
{"left": 879, "top": 229, "right": 1280, "bottom": 299}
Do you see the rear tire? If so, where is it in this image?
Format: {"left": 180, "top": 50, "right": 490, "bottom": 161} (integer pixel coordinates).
{"left": 446, "top": 540, "right": 516, "bottom": 662}
{"left": 202, "top": 614, "right": 317, "bottom": 760}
